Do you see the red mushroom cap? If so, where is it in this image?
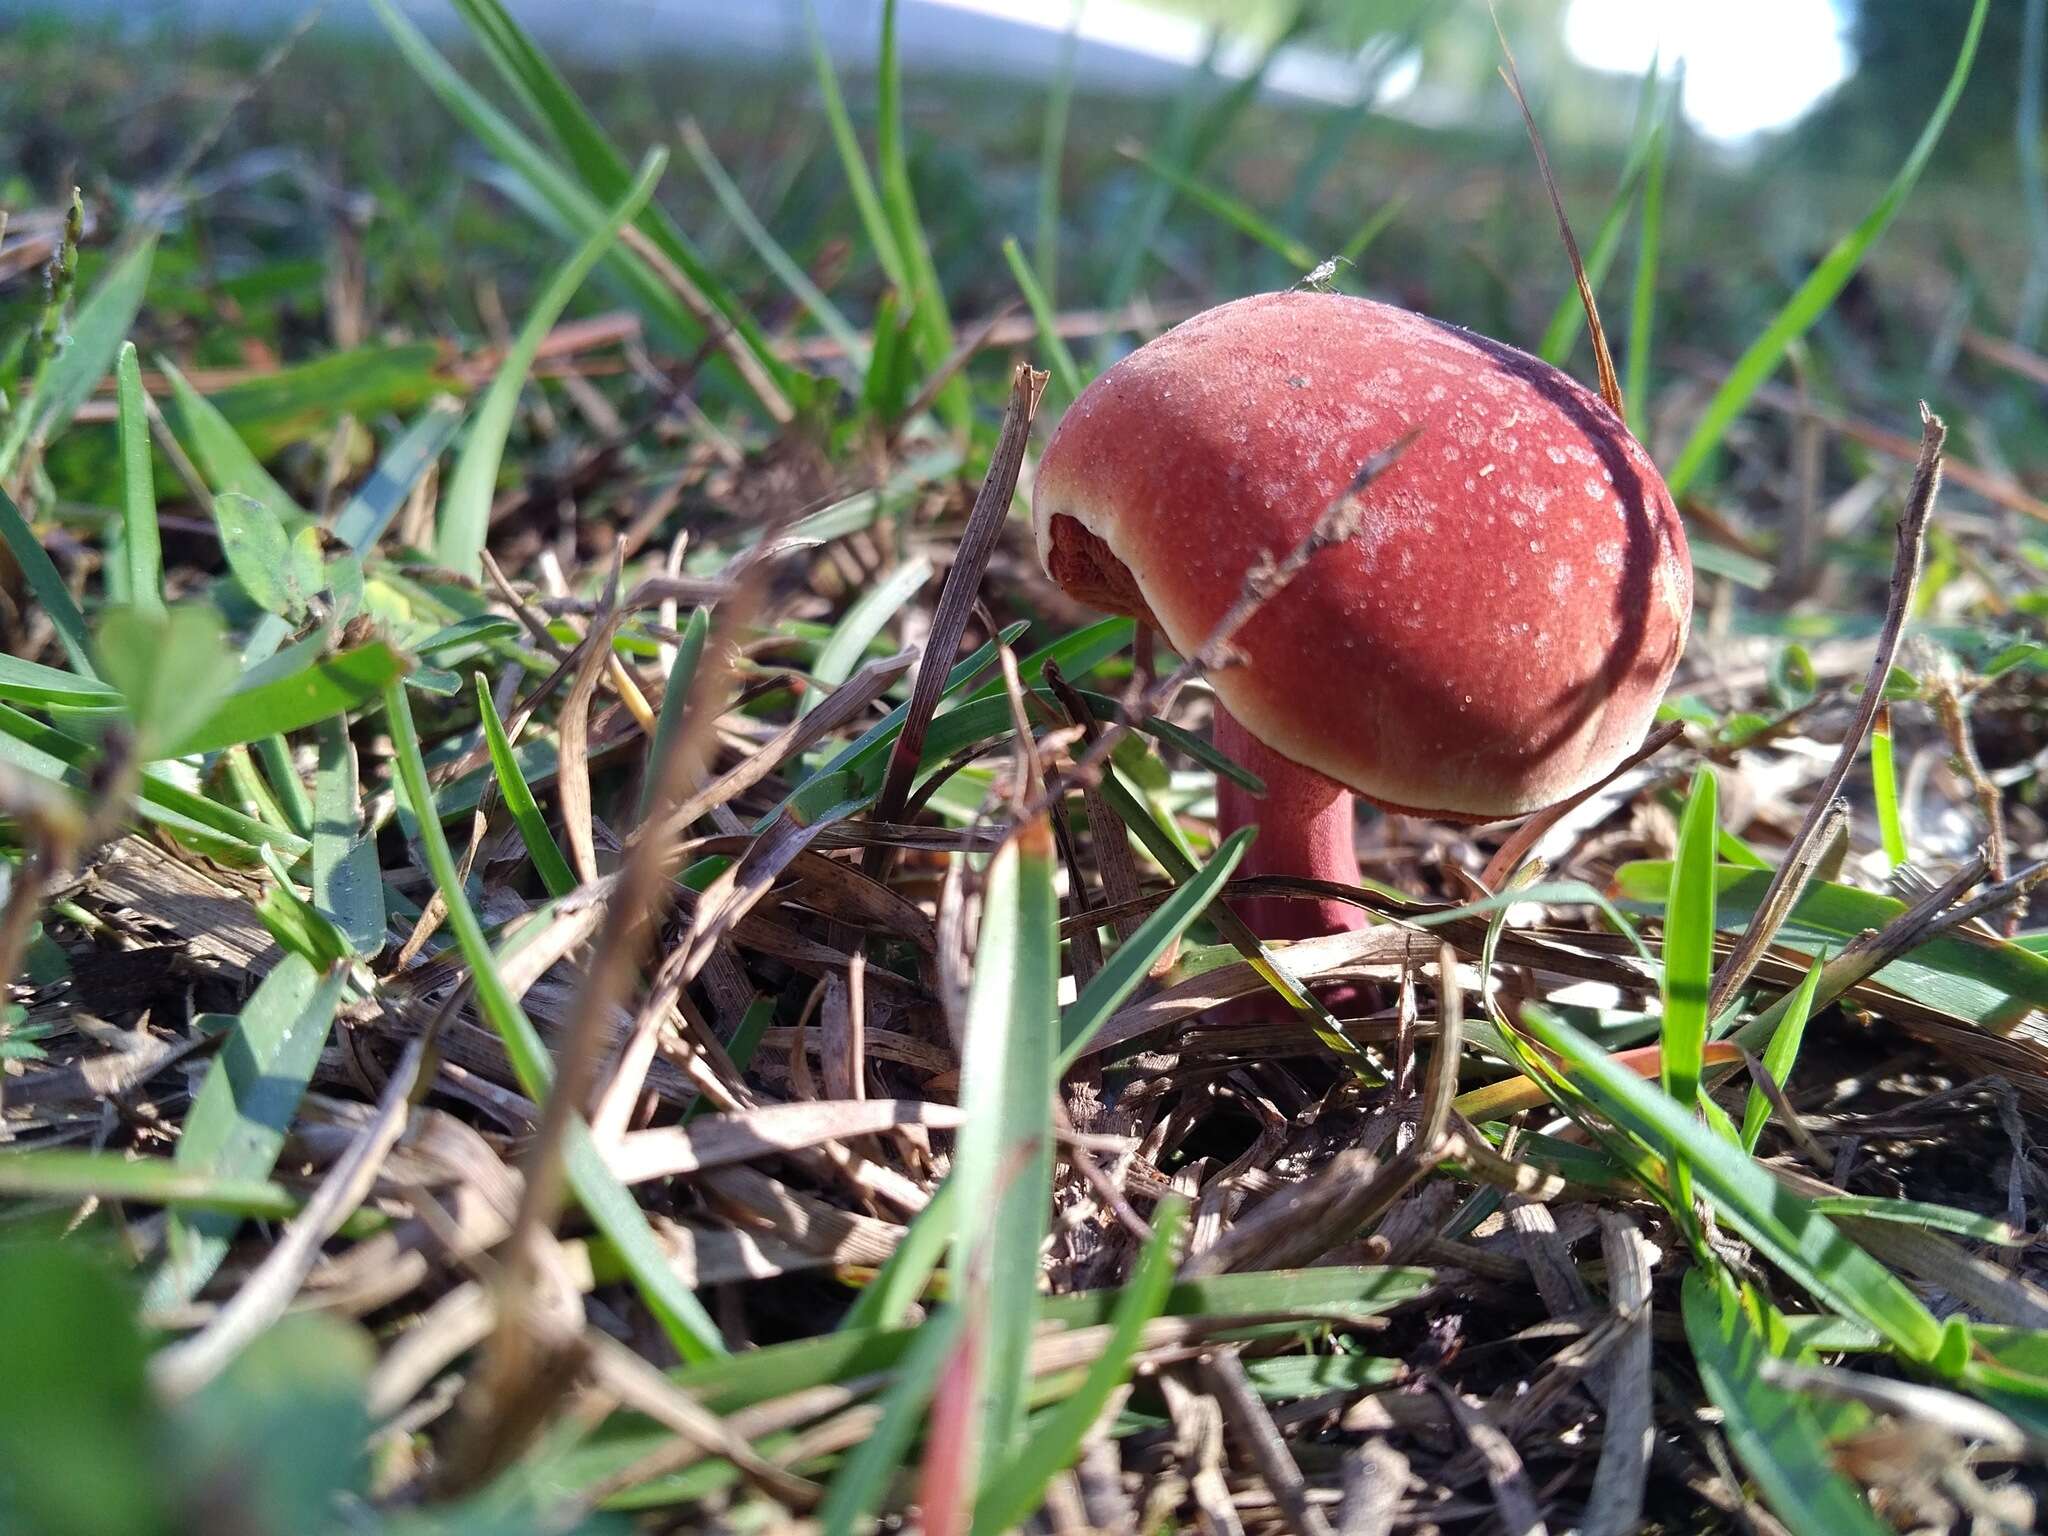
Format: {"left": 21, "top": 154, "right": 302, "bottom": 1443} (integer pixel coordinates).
{"left": 1033, "top": 291, "right": 1692, "bottom": 821}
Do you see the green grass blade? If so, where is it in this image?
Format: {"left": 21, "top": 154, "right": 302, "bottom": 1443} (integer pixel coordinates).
{"left": 382, "top": 681, "right": 725, "bottom": 1361}
{"left": 1681, "top": 1270, "right": 1896, "bottom": 1536}
{"left": 475, "top": 671, "right": 575, "bottom": 898}
{"left": 114, "top": 342, "right": 163, "bottom": 620}
{"left": 1035, "top": 2, "right": 1082, "bottom": 308}
{"left": 1871, "top": 711, "right": 1907, "bottom": 867}
{"left": 803, "top": 0, "right": 907, "bottom": 291}
{"left": 171, "top": 641, "right": 411, "bottom": 757}
{"left": 659, "top": 1264, "right": 1432, "bottom": 1430}
{"left": 368, "top": 0, "right": 764, "bottom": 415}
{"left": 1741, "top": 957, "right": 1822, "bottom": 1153}
{"left": 0, "top": 236, "right": 156, "bottom": 484}
{"left": 950, "top": 817, "right": 1062, "bottom": 1457}
{"left": 1057, "top": 827, "right": 1253, "bottom": 1071}
{"left": 1664, "top": 0, "right": 1990, "bottom": 495}
{"left": 805, "top": 556, "right": 931, "bottom": 705}
{"left": 1624, "top": 91, "right": 1672, "bottom": 426}
{"left": 680, "top": 119, "right": 866, "bottom": 366}
{"left": 226, "top": 744, "right": 297, "bottom": 841}
{"left": 1338, "top": 195, "right": 1406, "bottom": 266}
{"left": 0, "top": 1151, "right": 301, "bottom": 1220}
{"left": 1091, "top": 767, "right": 1355, "bottom": 1050}
{"left": 1099, "top": 14, "right": 1308, "bottom": 335}
{"left": 1538, "top": 67, "right": 1664, "bottom": 366}
{"left": 1000, "top": 236, "right": 1085, "bottom": 404}
{"left": 1048, "top": 1265, "right": 1433, "bottom": 1328}
{"left": 0, "top": 652, "right": 121, "bottom": 708}
{"left": 972, "top": 1198, "right": 1186, "bottom": 1534}
{"left": 858, "top": 291, "right": 917, "bottom": 422}
{"left": 749, "top": 619, "right": 1128, "bottom": 828}
{"left": 1613, "top": 861, "right": 2048, "bottom": 1031}
{"left": 160, "top": 357, "right": 306, "bottom": 523}
{"left": 1537, "top": 174, "right": 1639, "bottom": 367}
{"left": 439, "top": 149, "right": 663, "bottom": 577}
{"left": 0, "top": 703, "right": 303, "bottom": 860}
{"left": 1806, "top": 1196, "right": 2014, "bottom": 1242}
{"left": 255, "top": 842, "right": 356, "bottom": 967}
{"left": 1404, "top": 879, "right": 1647, "bottom": 960}
{"left": 642, "top": 606, "right": 709, "bottom": 822}
{"left": 330, "top": 399, "right": 463, "bottom": 553}
{"left": 837, "top": 1177, "right": 960, "bottom": 1335}
{"left": 313, "top": 715, "right": 386, "bottom": 955}
{"left": 875, "top": 0, "right": 965, "bottom": 433}
{"left": 817, "top": 1304, "right": 965, "bottom": 1536}
{"left": 1124, "top": 145, "right": 1317, "bottom": 272}
{"left": 1522, "top": 1005, "right": 1944, "bottom": 1363}
{"left": 146, "top": 955, "right": 347, "bottom": 1308}
{"left": 1662, "top": 768, "right": 1718, "bottom": 1116}
{"left": 171, "top": 341, "right": 444, "bottom": 453}
{"left": 444, "top": 0, "right": 801, "bottom": 400}
{"left": 761, "top": 620, "right": 1034, "bottom": 821}
{"left": 0, "top": 486, "right": 95, "bottom": 676}
{"left": 254, "top": 732, "right": 315, "bottom": 838}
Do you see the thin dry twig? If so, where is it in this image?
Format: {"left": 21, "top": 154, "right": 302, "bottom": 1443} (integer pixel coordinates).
{"left": 554, "top": 577, "right": 624, "bottom": 885}
{"left": 1492, "top": 5, "right": 1622, "bottom": 420}
{"left": 1731, "top": 846, "right": 1988, "bottom": 1051}
{"left": 1180, "top": 943, "right": 1463, "bottom": 1275}
{"left": 606, "top": 1099, "right": 965, "bottom": 1185}
{"left": 1045, "top": 660, "right": 1146, "bottom": 945}
{"left": 1705, "top": 797, "right": 1850, "bottom": 1019}
{"left": 583, "top": 1330, "right": 822, "bottom": 1506}
{"left": 1931, "top": 679, "right": 2021, "bottom": 932}
{"left": 1713, "top": 406, "right": 1947, "bottom": 1019}
{"left": 1201, "top": 1350, "right": 1336, "bottom": 1536}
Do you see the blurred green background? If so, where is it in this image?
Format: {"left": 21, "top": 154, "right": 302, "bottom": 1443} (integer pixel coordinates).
{"left": 0, "top": 0, "right": 2040, "bottom": 525}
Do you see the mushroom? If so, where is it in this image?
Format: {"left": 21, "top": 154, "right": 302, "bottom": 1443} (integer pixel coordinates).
{"left": 1032, "top": 292, "right": 1692, "bottom": 939}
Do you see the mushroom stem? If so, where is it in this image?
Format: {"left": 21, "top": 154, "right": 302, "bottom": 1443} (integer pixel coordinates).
{"left": 1212, "top": 705, "right": 1368, "bottom": 939}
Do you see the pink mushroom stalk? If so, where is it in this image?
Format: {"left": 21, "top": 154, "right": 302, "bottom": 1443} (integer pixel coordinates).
{"left": 1210, "top": 709, "right": 1367, "bottom": 938}
{"left": 1033, "top": 292, "right": 1693, "bottom": 940}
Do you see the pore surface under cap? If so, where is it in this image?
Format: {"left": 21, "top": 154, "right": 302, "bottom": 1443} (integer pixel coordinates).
{"left": 1033, "top": 291, "right": 1692, "bottom": 820}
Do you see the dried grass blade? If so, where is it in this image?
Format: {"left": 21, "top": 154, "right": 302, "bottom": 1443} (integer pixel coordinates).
{"left": 1582, "top": 1214, "right": 1654, "bottom": 1536}
{"left": 670, "top": 649, "right": 913, "bottom": 838}
{"left": 1425, "top": 1374, "right": 1548, "bottom": 1536}
{"left": 867, "top": 364, "right": 1046, "bottom": 846}
{"left": 554, "top": 602, "right": 622, "bottom": 885}
{"left": 611, "top": 1099, "right": 965, "bottom": 1186}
